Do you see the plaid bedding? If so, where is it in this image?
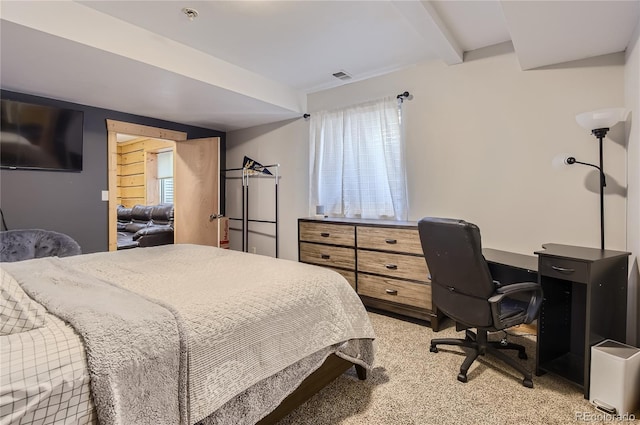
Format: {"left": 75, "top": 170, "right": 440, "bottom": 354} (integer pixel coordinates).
{"left": 0, "top": 313, "right": 96, "bottom": 425}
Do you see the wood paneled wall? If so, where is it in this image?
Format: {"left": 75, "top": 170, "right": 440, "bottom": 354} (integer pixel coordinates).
{"left": 117, "top": 138, "right": 174, "bottom": 208}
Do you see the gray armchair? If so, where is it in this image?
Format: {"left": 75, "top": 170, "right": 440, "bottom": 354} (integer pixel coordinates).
{"left": 417, "top": 217, "right": 543, "bottom": 388}
{"left": 0, "top": 229, "right": 82, "bottom": 262}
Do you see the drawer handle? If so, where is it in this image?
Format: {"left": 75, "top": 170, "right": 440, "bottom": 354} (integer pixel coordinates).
{"left": 321, "top": 254, "right": 331, "bottom": 259}
{"left": 551, "top": 265, "right": 575, "bottom": 274}
{"left": 385, "top": 239, "right": 397, "bottom": 244}
{"left": 385, "top": 264, "right": 398, "bottom": 270}
{"left": 320, "top": 232, "right": 330, "bottom": 237}
{"left": 385, "top": 289, "right": 398, "bottom": 295}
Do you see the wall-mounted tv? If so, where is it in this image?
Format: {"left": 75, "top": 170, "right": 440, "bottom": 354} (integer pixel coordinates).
{"left": 1, "top": 98, "right": 84, "bottom": 172}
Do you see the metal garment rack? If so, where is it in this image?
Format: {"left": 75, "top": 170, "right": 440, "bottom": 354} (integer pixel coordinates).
{"left": 222, "top": 164, "right": 280, "bottom": 258}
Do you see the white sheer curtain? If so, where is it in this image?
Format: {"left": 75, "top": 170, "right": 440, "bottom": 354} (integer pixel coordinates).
{"left": 309, "top": 96, "right": 408, "bottom": 220}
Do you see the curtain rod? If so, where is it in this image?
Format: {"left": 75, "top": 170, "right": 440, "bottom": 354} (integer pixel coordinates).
{"left": 302, "top": 91, "right": 411, "bottom": 119}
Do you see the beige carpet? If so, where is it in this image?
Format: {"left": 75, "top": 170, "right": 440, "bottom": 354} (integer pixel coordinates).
{"left": 279, "top": 311, "right": 634, "bottom": 425}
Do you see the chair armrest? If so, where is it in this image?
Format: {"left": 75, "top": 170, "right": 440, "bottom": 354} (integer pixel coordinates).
{"left": 134, "top": 227, "right": 174, "bottom": 248}
{"left": 495, "top": 281, "right": 541, "bottom": 295}
{"left": 488, "top": 281, "right": 543, "bottom": 327}
{"left": 132, "top": 226, "right": 173, "bottom": 241}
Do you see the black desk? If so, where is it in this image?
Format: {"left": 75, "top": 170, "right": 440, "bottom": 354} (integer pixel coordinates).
{"left": 482, "top": 245, "right": 630, "bottom": 399}
{"left": 535, "top": 244, "right": 629, "bottom": 399}
{"left": 483, "top": 248, "right": 538, "bottom": 286}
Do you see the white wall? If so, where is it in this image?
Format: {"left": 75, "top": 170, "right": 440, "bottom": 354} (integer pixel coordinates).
{"left": 309, "top": 43, "right": 626, "bottom": 255}
{"left": 227, "top": 41, "right": 627, "bottom": 258}
{"left": 625, "top": 18, "right": 640, "bottom": 345}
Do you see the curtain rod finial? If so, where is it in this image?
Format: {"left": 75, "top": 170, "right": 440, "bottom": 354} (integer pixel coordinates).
{"left": 396, "top": 91, "right": 411, "bottom": 102}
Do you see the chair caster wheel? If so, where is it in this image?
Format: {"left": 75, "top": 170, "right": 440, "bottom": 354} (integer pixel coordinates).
{"left": 523, "top": 378, "right": 533, "bottom": 388}
{"left": 430, "top": 346, "right": 438, "bottom": 353}
{"left": 457, "top": 373, "right": 468, "bottom": 383}
{"left": 518, "top": 352, "right": 528, "bottom": 360}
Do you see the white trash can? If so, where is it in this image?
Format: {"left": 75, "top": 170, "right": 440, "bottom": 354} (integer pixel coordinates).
{"left": 590, "top": 339, "right": 640, "bottom": 416}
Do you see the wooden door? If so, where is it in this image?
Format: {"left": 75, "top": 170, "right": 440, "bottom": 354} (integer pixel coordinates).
{"left": 174, "top": 137, "right": 220, "bottom": 246}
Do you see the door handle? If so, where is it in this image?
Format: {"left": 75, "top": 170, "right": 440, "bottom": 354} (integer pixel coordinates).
{"left": 385, "top": 289, "right": 398, "bottom": 295}
{"left": 385, "top": 239, "right": 397, "bottom": 244}
{"left": 209, "top": 214, "right": 224, "bottom": 222}
{"left": 385, "top": 264, "right": 398, "bottom": 270}
{"left": 551, "top": 265, "right": 575, "bottom": 273}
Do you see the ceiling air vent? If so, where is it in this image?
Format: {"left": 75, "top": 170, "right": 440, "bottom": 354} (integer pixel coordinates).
{"left": 332, "top": 71, "right": 352, "bottom": 81}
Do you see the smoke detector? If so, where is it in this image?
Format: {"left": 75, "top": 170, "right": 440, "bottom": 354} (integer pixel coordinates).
{"left": 182, "top": 7, "right": 199, "bottom": 21}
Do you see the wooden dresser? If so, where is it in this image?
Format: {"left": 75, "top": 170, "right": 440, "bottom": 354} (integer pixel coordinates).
{"left": 298, "top": 217, "right": 442, "bottom": 330}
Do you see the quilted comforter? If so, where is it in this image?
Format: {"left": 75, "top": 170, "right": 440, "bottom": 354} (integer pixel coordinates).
{"left": 2, "top": 244, "right": 375, "bottom": 425}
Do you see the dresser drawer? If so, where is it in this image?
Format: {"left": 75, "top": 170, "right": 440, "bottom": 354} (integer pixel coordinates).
{"left": 357, "top": 250, "right": 429, "bottom": 282}
{"left": 329, "top": 268, "right": 356, "bottom": 290}
{"left": 299, "top": 222, "right": 355, "bottom": 246}
{"left": 357, "top": 226, "right": 423, "bottom": 255}
{"left": 539, "top": 256, "right": 589, "bottom": 284}
{"left": 358, "top": 274, "right": 431, "bottom": 309}
{"left": 300, "top": 242, "right": 355, "bottom": 270}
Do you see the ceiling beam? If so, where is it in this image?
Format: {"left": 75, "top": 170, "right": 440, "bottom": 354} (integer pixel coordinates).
{"left": 501, "top": 0, "right": 640, "bottom": 70}
{"left": 0, "top": 0, "right": 305, "bottom": 113}
{"left": 391, "top": 0, "right": 463, "bottom": 65}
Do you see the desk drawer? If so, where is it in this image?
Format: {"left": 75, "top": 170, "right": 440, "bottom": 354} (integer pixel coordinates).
{"left": 299, "top": 222, "right": 355, "bottom": 246}
{"left": 356, "top": 226, "right": 422, "bottom": 255}
{"left": 300, "top": 242, "right": 355, "bottom": 270}
{"left": 539, "top": 256, "right": 588, "bottom": 283}
{"left": 358, "top": 274, "right": 431, "bottom": 309}
{"left": 357, "top": 250, "right": 429, "bottom": 282}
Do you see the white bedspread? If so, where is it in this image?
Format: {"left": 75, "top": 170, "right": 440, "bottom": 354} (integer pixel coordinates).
{"left": 59, "top": 244, "right": 375, "bottom": 423}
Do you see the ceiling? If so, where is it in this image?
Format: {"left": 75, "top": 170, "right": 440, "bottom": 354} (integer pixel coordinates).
{"left": 1, "top": 1, "right": 638, "bottom": 131}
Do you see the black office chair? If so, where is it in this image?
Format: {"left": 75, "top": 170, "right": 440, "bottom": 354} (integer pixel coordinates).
{"left": 417, "top": 217, "right": 543, "bottom": 388}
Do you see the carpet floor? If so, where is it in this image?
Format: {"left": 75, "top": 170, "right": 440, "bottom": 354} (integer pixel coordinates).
{"left": 278, "top": 311, "right": 636, "bottom": 424}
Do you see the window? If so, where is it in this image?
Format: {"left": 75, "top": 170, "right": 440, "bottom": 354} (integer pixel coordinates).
{"left": 309, "top": 96, "right": 408, "bottom": 220}
{"left": 157, "top": 151, "right": 174, "bottom": 204}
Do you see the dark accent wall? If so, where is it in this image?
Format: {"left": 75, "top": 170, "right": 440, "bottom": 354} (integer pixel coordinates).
{"left": 0, "top": 90, "right": 226, "bottom": 253}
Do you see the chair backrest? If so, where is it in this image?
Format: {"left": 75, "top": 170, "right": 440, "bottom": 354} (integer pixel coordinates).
{"left": 0, "top": 229, "right": 82, "bottom": 262}
{"left": 131, "top": 205, "right": 154, "bottom": 223}
{"left": 150, "top": 204, "right": 174, "bottom": 226}
{"left": 117, "top": 205, "right": 133, "bottom": 223}
{"left": 417, "top": 217, "right": 495, "bottom": 327}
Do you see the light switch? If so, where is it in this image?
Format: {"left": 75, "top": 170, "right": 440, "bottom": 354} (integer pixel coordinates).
{"left": 101, "top": 190, "right": 109, "bottom": 201}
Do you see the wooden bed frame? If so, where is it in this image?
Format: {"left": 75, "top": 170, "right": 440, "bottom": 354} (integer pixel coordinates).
{"left": 257, "top": 355, "right": 367, "bottom": 424}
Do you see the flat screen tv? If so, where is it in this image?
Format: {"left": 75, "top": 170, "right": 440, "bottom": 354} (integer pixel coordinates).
{"left": 1, "top": 98, "right": 84, "bottom": 171}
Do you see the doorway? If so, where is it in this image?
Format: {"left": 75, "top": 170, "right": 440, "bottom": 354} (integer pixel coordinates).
{"left": 106, "top": 120, "right": 222, "bottom": 251}
{"left": 106, "top": 120, "right": 186, "bottom": 251}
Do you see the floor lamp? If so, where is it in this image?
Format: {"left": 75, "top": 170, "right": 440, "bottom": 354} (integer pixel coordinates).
{"left": 564, "top": 108, "right": 626, "bottom": 250}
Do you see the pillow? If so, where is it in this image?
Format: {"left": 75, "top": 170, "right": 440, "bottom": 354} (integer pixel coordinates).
{"left": 0, "top": 267, "right": 46, "bottom": 335}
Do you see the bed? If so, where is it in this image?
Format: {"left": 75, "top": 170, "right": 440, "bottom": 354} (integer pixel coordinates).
{"left": 0, "top": 244, "right": 375, "bottom": 425}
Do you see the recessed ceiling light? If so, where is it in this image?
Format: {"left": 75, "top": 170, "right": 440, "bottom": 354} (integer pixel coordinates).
{"left": 182, "top": 7, "right": 199, "bottom": 21}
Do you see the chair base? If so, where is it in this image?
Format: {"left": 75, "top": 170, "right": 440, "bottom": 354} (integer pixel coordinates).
{"left": 430, "top": 329, "right": 534, "bottom": 388}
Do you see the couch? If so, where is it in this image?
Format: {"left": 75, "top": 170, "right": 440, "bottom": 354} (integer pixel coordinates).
{"left": 0, "top": 229, "right": 82, "bottom": 262}
{"left": 117, "top": 204, "right": 174, "bottom": 250}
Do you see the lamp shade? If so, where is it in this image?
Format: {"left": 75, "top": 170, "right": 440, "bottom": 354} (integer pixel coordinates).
{"left": 576, "top": 108, "right": 626, "bottom": 131}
